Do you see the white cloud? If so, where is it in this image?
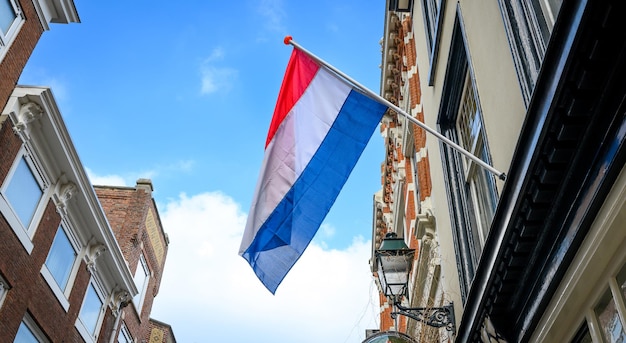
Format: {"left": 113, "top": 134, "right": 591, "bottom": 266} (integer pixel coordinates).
{"left": 257, "top": 0, "right": 286, "bottom": 33}
{"left": 86, "top": 168, "right": 129, "bottom": 186}
{"left": 200, "top": 47, "right": 238, "bottom": 95}
{"left": 85, "top": 161, "right": 193, "bottom": 188}
{"left": 314, "top": 223, "right": 337, "bottom": 249}
{"left": 319, "top": 222, "right": 337, "bottom": 239}
{"left": 151, "top": 191, "right": 380, "bottom": 343}
{"left": 205, "top": 47, "right": 225, "bottom": 63}
{"left": 200, "top": 66, "right": 238, "bottom": 95}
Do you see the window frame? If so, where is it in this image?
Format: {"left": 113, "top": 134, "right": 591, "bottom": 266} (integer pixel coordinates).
{"left": 0, "top": 0, "right": 25, "bottom": 59}
{"left": 436, "top": 11, "right": 498, "bottom": 301}
{"left": 76, "top": 279, "right": 106, "bottom": 342}
{"left": 132, "top": 253, "right": 150, "bottom": 313}
{"left": 14, "top": 313, "right": 49, "bottom": 343}
{"left": 40, "top": 223, "right": 80, "bottom": 311}
{"left": 0, "top": 147, "right": 48, "bottom": 253}
{"left": 497, "top": 0, "right": 562, "bottom": 106}
{"left": 569, "top": 322, "right": 592, "bottom": 343}
{"left": 455, "top": 74, "right": 498, "bottom": 246}
{"left": 420, "top": 0, "right": 447, "bottom": 85}
{"left": 580, "top": 262, "right": 626, "bottom": 342}
{"left": 0, "top": 273, "right": 9, "bottom": 311}
{"left": 117, "top": 323, "right": 133, "bottom": 343}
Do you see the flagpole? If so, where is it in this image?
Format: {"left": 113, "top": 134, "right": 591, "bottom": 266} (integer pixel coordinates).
{"left": 284, "top": 36, "right": 507, "bottom": 181}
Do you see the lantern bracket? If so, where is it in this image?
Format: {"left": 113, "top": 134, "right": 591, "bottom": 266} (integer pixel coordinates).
{"left": 391, "top": 301, "right": 456, "bottom": 334}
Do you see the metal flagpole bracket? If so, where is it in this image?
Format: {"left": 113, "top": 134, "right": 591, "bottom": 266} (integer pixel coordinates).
{"left": 283, "top": 36, "right": 507, "bottom": 181}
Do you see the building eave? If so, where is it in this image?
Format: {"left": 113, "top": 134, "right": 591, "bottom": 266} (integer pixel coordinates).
{"left": 457, "top": 0, "right": 626, "bottom": 341}
{"left": 4, "top": 86, "right": 137, "bottom": 298}
{"left": 32, "top": 0, "right": 80, "bottom": 31}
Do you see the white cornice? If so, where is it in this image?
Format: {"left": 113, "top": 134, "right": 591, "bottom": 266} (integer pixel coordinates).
{"left": 32, "top": 0, "right": 80, "bottom": 31}
{"left": 4, "top": 86, "right": 136, "bottom": 297}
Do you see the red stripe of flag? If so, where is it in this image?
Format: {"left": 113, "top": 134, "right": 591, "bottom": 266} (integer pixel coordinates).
{"left": 265, "top": 49, "right": 319, "bottom": 148}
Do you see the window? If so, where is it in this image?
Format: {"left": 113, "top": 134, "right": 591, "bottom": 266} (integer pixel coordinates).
{"left": 572, "top": 262, "right": 626, "bottom": 342}
{"left": 570, "top": 323, "right": 592, "bottom": 343}
{"left": 0, "top": 150, "right": 47, "bottom": 253}
{"left": 456, "top": 74, "right": 498, "bottom": 246}
{"left": 14, "top": 314, "right": 49, "bottom": 343}
{"left": 5, "top": 156, "right": 43, "bottom": 228}
{"left": 133, "top": 254, "right": 150, "bottom": 311}
{"left": 41, "top": 225, "right": 78, "bottom": 310}
{"left": 15, "top": 322, "right": 39, "bottom": 343}
{"left": 0, "top": 0, "right": 16, "bottom": 38}
{"left": 592, "top": 262, "right": 626, "bottom": 342}
{"left": 117, "top": 324, "right": 132, "bottom": 343}
{"left": 0, "top": 274, "right": 8, "bottom": 310}
{"left": 77, "top": 281, "right": 104, "bottom": 341}
{"left": 498, "top": 0, "right": 563, "bottom": 105}
{"left": 437, "top": 16, "right": 498, "bottom": 300}
{"left": 45, "top": 226, "right": 77, "bottom": 290}
{"left": 420, "top": 0, "right": 446, "bottom": 85}
{"left": 595, "top": 288, "right": 625, "bottom": 342}
{"left": 0, "top": 0, "right": 24, "bottom": 50}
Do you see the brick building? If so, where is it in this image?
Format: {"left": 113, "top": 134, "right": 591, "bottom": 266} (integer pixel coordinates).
{"left": 0, "top": 86, "right": 136, "bottom": 342}
{"left": 95, "top": 181, "right": 173, "bottom": 343}
{"left": 147, "top": 319, "right": 176, "bottom": 343}
{"left": 371, "top": 5, "right": 443, "bottom": 341}
{"left": 374, "top": 0, "right": 626, "bottom": 342}
{"left": 0, "top": 2, "right": 176, "bottom": 342}
{"left": 0, "top": 0, "right": 79, "bottom": 111}
{"left": 0, "top": 86, "right": 176, "bottom": 343}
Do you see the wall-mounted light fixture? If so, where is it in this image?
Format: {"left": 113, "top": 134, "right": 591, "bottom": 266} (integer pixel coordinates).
{"left": 375, "top": 232, "right": 456, "bottom": 334}
{"left": 389, "top": 0, "right": 413, "bottom": 12}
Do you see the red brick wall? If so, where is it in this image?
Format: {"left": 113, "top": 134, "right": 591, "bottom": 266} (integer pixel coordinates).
{"left": 403, "top": 15, "right": 432, "bottom": 202}
{"left": 0, "top": 116, "right": 22, "bottom": 179}
{"left": 379, "top": 292, "right": 394, "bottom": 331}
{"left": 0, "top": 0, "right": 44, "bottom": 110}
{"left": 95, "top": 184, "right": 169, "bottom": 343}
{"left": 377, "top": 13, "right": 434, "bottom": 334}
{"left": 93, "top": 188, "right": 141, "bottom": 267}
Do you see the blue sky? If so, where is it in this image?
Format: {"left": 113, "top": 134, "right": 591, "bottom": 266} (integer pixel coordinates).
{"left": 20, "top": 1, "right": 387, "bottom": 342}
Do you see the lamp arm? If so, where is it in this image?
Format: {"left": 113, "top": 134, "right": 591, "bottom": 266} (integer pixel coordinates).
{"left": 391, "top": 301, "right": 456, "bottom": 334}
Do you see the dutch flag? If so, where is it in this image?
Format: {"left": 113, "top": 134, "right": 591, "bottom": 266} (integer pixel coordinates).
{"left": 239, "top": 47, "right": 387, "bottom": 294}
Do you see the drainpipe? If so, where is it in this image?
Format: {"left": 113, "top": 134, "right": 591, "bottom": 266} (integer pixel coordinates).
{"left": 109, "top": 291, "right": 131, "bottom": 343}
{"left": 108, "top": 310, "right": 123, "bottom": 343}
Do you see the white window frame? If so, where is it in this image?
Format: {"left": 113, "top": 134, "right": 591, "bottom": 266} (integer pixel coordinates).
{"left": 0, "top": 147, "right": 49, "bottom": 253}
{"left": 132, "top": 253, "right": 150, "bottom": 313}
{"left": 14, "top": 313, "right": 50, "bottom": 343}
{"left": 0, "top": 0, "right": 25, "bottom": 60}
{"left": 0, "top": 274, "right": 9, "bottom": 310}
{"left": 40, "top": 223, "right": 80, "bottom": 311}
{"left": 117, "top": 323, "right": 133, "bottom": 343}
{"left": 75, "top": 279, "right": 106, "bottom": 342}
